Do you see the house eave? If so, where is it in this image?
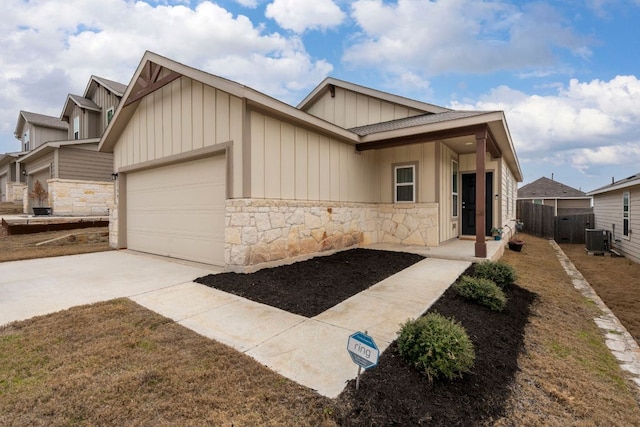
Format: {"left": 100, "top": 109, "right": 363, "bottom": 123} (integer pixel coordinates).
{"left": 18, "top": 139, "right": 100, "bottom": 164}
{"left": 588, "top": 180, "right": 640, "bottom": 196}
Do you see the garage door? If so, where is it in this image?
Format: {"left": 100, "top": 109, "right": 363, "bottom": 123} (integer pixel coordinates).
{"left": 126, "top": 155, "right": 226, "bottom": 265}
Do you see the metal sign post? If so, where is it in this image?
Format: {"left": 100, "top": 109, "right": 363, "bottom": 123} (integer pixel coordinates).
{"left": 347, "top": 330, "right": 380, "bottom": 390}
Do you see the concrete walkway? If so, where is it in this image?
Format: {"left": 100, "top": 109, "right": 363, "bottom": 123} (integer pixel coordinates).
{"left": 131, "top": 257, "right": 470, "bottom": 398}
{"left": 0, "top": 250, "right": 469, "bottom": 398}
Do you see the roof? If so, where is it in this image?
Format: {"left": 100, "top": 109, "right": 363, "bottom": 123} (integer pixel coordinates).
{"left": 349, "top": 111, "right": 492, "bottom": 136}
{"left": 17, "top": 139, "right": 101, "bottom": 164}
{"left": 14, "top": 111, "right": 68, "bottom": 138}
{"left": 298, "top": 76, "right": 451, "bottom": 115}
{"left": 68, "top": 94, "right": 101, "bottom": 111}
{"left": 518, "top": 177, "right": 589, "bottom": 199}
{"left": 587, "top": 173, "right": 640, "bottom": 196}
{"left": 99, "top": 51, "right": 523, "bottom": 182}
{"left": 86, "top": 75, "right": 127, "bottom": 97}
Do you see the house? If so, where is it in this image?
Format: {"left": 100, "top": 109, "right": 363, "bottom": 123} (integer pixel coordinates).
{"left": 0, "top": 152, "right": 25, "bottom": 202}
{"left": 518, "top": 176, "right": 592, "bottom": 216}
{"left": 587, "top": 173, "right": 640, "bottom": 263}
{"left": 13, "top": 76, "right": 125, "bottom": 215}
{"left": 99, "top": 51, "right": 523, "bottom": 269}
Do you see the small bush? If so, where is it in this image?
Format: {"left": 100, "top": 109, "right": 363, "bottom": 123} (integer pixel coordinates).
{"left": 397, "top": 313, "right": 475, "bottom": 382}
{"left": 453, "top": 275, "right": 507, "bottom": 312}
{"left": 473, "top": 261, "right": 516, "bottom": 288}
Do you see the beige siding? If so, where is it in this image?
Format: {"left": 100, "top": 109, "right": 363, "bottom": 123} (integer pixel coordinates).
{"left": 375, "top": 142, "right": 437, "bottom": 204}
{"left": 113, "top": 76, "right": 243, "bottom": 197}
{"left": 249, "top": 110, "right": 377, "bottom": 202}
{"left": 58, "top": 147, "right": 113, "bottom": 181}
{"left": 558, "top": 199, "right": 591, "bottom": 209}
{"left": 90, "top": 84, "right": 122, "bottom": 134}
{"left": 24, "top": 152, "right": 55, "bottom": 177}
{"left": 31, "top": 125, "right": 67, "bottom": 149}
{"left": 304, "top": 87, "right": 426, "bottom": 128}
{"left": 439, "top": 144, "right": 458, "bottom": 242}
{"left": 594, "top": 188, "right": 640, "bottom": 263}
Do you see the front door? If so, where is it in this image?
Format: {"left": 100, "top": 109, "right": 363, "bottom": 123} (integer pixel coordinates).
{"left": 461, "top": 172, "right": 493, "bottom": 236}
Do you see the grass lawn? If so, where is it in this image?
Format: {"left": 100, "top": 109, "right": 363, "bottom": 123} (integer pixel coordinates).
{"left": 1, "top": 233, "right": 639, "bottom": 425}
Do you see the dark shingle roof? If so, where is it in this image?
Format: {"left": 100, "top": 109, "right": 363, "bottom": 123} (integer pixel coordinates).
{"left": 348, "top": 111, "right": 491, "bottom": 136}
{"left": 518, "top": 177, "right": 587, "bottom": 199}
{"left": 92, "top": 76, "right": 127, "bottom": 96}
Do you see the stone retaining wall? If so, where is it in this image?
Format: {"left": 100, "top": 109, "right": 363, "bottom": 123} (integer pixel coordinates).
{"left": 48, "top": 179, "right": 114, "bottom": 216}
{"left": 225, "top": 199, "right": 439, "bottom": 268}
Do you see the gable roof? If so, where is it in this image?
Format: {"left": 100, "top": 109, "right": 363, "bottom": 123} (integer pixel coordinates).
{"left": 518, "top": 177, "right": 589, "bottom": 199}
{"left": 297, "top": 77, "right": 451, "bottom": 115}
{"left": 587, "top": 173, "right": 640, "bottom": 196}
{"left": 14, "top": 111, "right": 68, "bottom": 138}
{"left": 85, "top": 75, "right": 127, "bottom": 98}
{"left": 349, "top": 111, "right": 492, "bottom": 136}
{"left": 99, "top": 51, "right": 523, "bottom": 182}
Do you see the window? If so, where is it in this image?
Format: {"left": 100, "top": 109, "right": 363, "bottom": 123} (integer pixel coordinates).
{"left": 452, "top": 160, "right": 458, "bottom": 217}
{"left": 23, "top": 130, "right": 30, "bottom": 151}
{"left": 394, "top": 165, "right": 415, "bottom": 203}
{"left": 106, "top": 107, "right": 114, "bottom": 125}
{"left": 623, "top": 191, "right": 630, "bottom": 237}
{"left": 73, "top": 115, "right": 80, "bottom": 140}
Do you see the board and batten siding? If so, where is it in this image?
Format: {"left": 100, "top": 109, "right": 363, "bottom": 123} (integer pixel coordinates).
{"left": 113, "top": 76, "right": 244, "bottom": 197}
{"left": 250, "top": 110, "right": 377, "bottom": 202}
{"left": 91, "top": 84, "right": 122, "bottom": 134}
{"left": 593, "top": 187, "right": 640, "bottom": 263}
{"left": 31, "top": 125, "right": 67, "bottom": 150}
{"left": 58, "top": 147, "right": 113, "bottom": 182}
{"left": 304, "top": 86, "right": 426, "bottom": 129}
{"left": 437, "top": 143, "right": 458, "bottom": 242}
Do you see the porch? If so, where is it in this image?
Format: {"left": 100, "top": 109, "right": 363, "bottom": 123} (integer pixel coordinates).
{"left": 364, "top": 236, "right": 506, "bottom": 262}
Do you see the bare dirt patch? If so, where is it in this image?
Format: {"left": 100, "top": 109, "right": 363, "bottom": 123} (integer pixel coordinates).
{"left": 560, "top": 243, "right": 640, "bottom": 344}
{"left": 0, "top": 227, "right": 111, "bottom": 262}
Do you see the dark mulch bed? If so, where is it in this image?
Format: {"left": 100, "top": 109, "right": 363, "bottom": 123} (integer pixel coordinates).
{"left": 334, "top": 283, "right": 537, "bottom": 426}
{"left": 195, "top": 248, "right": 425, "bottom": 317}
{"left": 197, "top": 248, "right": 537, "bottom": 425}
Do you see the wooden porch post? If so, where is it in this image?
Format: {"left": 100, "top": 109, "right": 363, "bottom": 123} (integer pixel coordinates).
{"left": 475, "top": 128, "right": 487, "bottom": 258}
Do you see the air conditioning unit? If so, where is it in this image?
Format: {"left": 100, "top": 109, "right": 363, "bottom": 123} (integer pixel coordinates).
{"left": 585, "top": 229, "right": 610, "bottom": 252}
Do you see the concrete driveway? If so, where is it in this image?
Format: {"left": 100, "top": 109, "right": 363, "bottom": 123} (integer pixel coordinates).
{"left": 0, "top": 250, "right": 218, "bottom": 326}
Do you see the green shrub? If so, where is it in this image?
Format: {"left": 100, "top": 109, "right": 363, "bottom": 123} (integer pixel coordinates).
{"left": 473, "top": 261, "right": 516, "bottom": 288}
{"left": 397, "top": 313, "right": 475, "bottom": 382}
{"left": 453, "top": 275, "right": 507, "bottom": 312}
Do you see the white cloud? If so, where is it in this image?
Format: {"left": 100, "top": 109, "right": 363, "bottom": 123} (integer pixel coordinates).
{"left": 234, "top": 0, "right": 260, "bottom": 7}
{"left": 451, "top": 75, "right": 640, "bottom": 177}
{"left": 265, "top": 0, "right": 346, "bottom": 33}
{"left": 0, "top": 0, "right": 333, "bottom": 151}
{"left": 344, "top": 0, "right": 588, "bottom": 78}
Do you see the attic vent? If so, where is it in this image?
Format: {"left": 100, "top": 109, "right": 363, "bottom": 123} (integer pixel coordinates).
{"left": 329, "top": 84, "right": 335, "bottom": 98}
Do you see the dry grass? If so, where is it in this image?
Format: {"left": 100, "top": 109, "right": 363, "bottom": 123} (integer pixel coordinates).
{"left": 0, "top": 299, "right": 336, "bottom": 426}
{"left": 0, "top": 227, "right": 111, "bottom": 262}
{"left": 560, "top": 243, "right": 640, "bottom": 342}
{"left": 1, "top": 231, "right": 640, "bottom": 425}
{"left": 495, "top": 234, "right": 640, "bottom": 426}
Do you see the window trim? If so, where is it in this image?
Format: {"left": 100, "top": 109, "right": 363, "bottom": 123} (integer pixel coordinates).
{"left": 623, "top": 191, "right": 630, "bottom": 239}
{"left": 393, "top": 162, "right": 418, "bottom": 203}
{"left": 452, "top": 159, "right": 459, "bottom": 218}
{"left": 73, "top": 115, "right": 80, "bottom": 140}
{"left": 106, "top": 107, "right": 115, "bottom": 125}
{"left": 23, "top": 129, "right": 30, "bottom": 151}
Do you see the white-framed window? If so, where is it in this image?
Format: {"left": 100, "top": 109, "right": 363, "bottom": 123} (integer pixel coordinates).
{"left": 452, "top": 160, "right": 458, "bottom": 217}
{"left": 106, "top": 107, "right": 115, "bottom": 125}
{"left": 394, "top": 164, "right": 416, "bottom": 203}
{"left": 623, "top": 191, "right": 630, "bottom": 238}
{"left": 73, "top": 115, "right": 80, "bottom": 140}
{"left": 533, "top": 199, "right": 542, "bottom": 205}
{"left": 23, "top": 130, "right": 30, "bottom": 151}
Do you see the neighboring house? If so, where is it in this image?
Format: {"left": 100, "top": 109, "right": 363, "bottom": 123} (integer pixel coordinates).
{"left": 518, "top": 176, "right": 592, "bottom": 216}
{"left": 587, "top": 173, "right": 640, "bottom": 263}
{"left": 14, "top": 76, "right": 124, "bottom": 215}
{"left": 0, "top": 152, "right": 25, "bottom": 202}
{"left": 99, "top": 51, "right": 523, "bottom": 268}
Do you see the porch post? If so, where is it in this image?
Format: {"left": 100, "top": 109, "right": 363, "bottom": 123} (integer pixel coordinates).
{"left": 475, "top": 128, "right": 487, "bottom": 258}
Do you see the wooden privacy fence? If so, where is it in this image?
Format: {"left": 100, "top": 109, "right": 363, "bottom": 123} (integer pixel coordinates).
{"left": 517, "top": 201, "right": 554, "bottom": 239}
{"left": 554, "top": 213, "right": 595, "bottom": 244}
{"left": 516, "top": 200, "right": 595, "bottom": 244}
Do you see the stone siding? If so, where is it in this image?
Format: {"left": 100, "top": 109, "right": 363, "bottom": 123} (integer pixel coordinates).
{"left": 6, "top": 182, "right": 25, "bottom": 203}
{"left": 48, "top": 179, "right": 114, "bottom": 216}
{"left": 225, "top": 199, "right": 439, "bottom": 268}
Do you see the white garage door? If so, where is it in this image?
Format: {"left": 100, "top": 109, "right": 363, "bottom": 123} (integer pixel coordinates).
{"left": 126, "top": 155, "right": 226, "bottom": 265}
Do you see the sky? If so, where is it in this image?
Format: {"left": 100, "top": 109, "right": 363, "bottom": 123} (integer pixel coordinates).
{"left": 1, "top": 0, "right": 639, "bottom": 192}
